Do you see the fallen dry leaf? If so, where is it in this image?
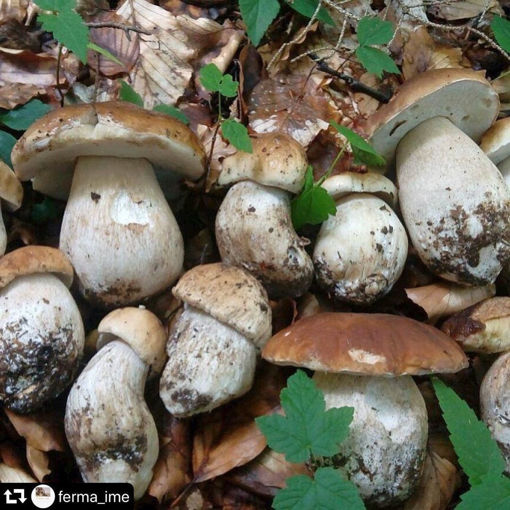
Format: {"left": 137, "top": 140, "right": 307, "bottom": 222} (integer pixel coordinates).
{"left": 0, "top": 462, "right": 36, "bottom": 483}
{"left": 427, "top": 0, "right": 501, "bottom": 21}
{"left": 0, "top": 0, "right": 28, "bottom": 24}
{"left": 405, "top": 282, "right": 496, "bottom": 323}
{"left": 26, "top": 445, "right": 50, "bottom": 481}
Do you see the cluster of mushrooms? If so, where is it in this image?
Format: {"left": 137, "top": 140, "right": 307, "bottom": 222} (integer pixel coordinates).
{"left": 0, "top": 67, "right": 509, "bottom": 507}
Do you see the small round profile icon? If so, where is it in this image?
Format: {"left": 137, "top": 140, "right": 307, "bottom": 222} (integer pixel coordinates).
{"left": 31, "top": 484, "right": 56, "bottom": 508}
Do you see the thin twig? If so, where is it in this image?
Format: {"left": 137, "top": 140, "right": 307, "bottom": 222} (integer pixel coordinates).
{"left": 203, "top": 121, "right": 221, "bottom": 191}
{"left": 55, "top": 43, "right": 64, "bottom": 107}
{"left": 86, "top": 22, "right": 151, "bottom": 37}
{"left": 309, "top": 53, "right": 392, "bottom": 103}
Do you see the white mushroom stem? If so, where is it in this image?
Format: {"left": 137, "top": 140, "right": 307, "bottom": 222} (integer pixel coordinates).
{"left": 498, "top": 158, "right": 510, "bottom": 188}
{"left": 65, "top": 341, "right": 159, "bottom": 500}
{"left": 0, "top": 205, "right": 6, "bottom": 256}
{"left": 160, "top": 305, "right": 256, "bottom": 417}
{"left": 60, "top": 156, "right": 184, "bottom": 308}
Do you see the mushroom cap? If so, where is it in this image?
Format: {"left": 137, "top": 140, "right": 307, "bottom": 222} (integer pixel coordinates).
{"left": 481, "top": 117, "right": 510, "bottom": 165}
{"left": 173, "top": 263, "right": 272, "bottom": 349}
{"left": 0, "top": 161, "right": 22, "bottom": 211}
{"left": 262, "top": 312, "right": 468, "bottom": 376}
{"left": 97, "top": 307, "right": 167, "bottom": 374}
{"left": 321, "top": 172, "right": 398, "bottom": 208}
{"left": 0, "top": 245, "right": 73, "bottom": 290}
{"left": 11, "top": 101, "right": 206, "bottom": 200}
{"left": 218, "top": 133, "right": 308, "bottom": 193}
{"left": 364, "top": 69, "right": 499, "bottom": 168}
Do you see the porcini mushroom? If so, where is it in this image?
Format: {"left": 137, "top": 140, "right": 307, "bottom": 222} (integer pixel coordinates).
{"left": 313, "top": 172, "right": 408, "bottom": 304}
{"left": 0, "top": 160, "right": 23, "bottom": 255}
{"left": 160, "top": 263, "right": 272, "bottom": 417}
{"left": 11, "top": 102, "right": 206, "bottom": 307}
{"left": 262, "top": 312, "right": 468, "bottom": 506}
{"left": 0, "top": 246, "right": 84, "bottom": 413}
{"left": 215, "top": 134, "right": 313, "bottom": 298}
{"left": 481, "top": 116, "right": 510, "bottom": 186}
{"left": 65, "top": 306, "right": 166, "bottom": 499}
{"left": 365, "top": 69, "right": 510, "bottom": 285}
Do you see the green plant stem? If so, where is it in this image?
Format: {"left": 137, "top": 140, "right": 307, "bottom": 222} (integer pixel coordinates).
{"left": 317, "top": 144, "right": 347, "bottom": 185}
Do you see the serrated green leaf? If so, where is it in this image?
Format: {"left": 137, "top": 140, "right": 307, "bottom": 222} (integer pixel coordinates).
{"left": 329, "top": 121, "right": 385, "bottom": 167}
{"left": 291, "top": 183, "right": 336, "bottom": 230}
{"left": 285, "top": 0, "right": 335, "bottom": 26}
{"left": 119, "top": 81, "right": 143, "bottom": 107}
{"left": 273, "top": 468, "right": 365, "bottom": 510}
{"left": 0, "top": 100, "right": 51, "bottom": 131}
{"left": 39, "top": 9, "right": 89, "bottom": 63}
{"left": 87, "top": 42, "right": 123, "bottom": 66}
{"left": 355, "top": 46, "right": 399, "bottom": 78}
{"left": 200, "top": 63, "right": 224, "bottom": 93}
{"left": 34, "top": 0, "right": 75, "bottom": 11}
{"left": 31, "top": 196, "right": 58, "bottom": 225}
{"left": 240, "top": 0, "right": 280, "bottom": 47}
{"left": 432, "top": 377, "right": 506, "bottom": 486}
{"left": 303, "top": 165, "right": 314, "bottom": 192}
{"left": 219, "top": 74, "right": 239, "bottom": 98}
{"left": 357, "top": 16, "right": 394, "bottom": 46}
{"left": 457, "top": 475, "right": 510, "bottom": 510}
{"left": 0, "top": 130, "right": 17, "bottom": 167}
{"left": 492, "top": 16, "right": 510, "bottom": 53}
{"left": 153, "top": 104, "right": 190, "bottom": 125}
{"left": 256, "top": 371, "right": 353, "bottom": 462}
{"left": 221, "top": 119, "right": 253, "bottom": 152}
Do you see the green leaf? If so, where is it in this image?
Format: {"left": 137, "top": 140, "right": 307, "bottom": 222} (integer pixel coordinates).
{"left": 239, "top": 0, "right": 280, "bottom": 47}
{"left": 273, "top": 468, "right": 365, "bottom": 510}
{"left": 302, "top": 164, "right": 314, "bottom": 192}
{"left": 457, "top": 475, "right": 510, "bottom": 510}
{"left": 285, "top": 0, "right": 335, "bottom": 26}
{"left": 291, "top": 184, "right": 336, "bottom": 231}
{"left": 329, "top": 121, "right": 385, "bottom": 167}
{"left": 34, "top": 0, "right": 75, "bottom": 11}
{"left": 153, "top": 104, "right": 190, "bottom": 125}
{"left": 31, "top": 196, "right": 58, "bottom": 225}
{"left": 218, "top": 74, "right": 239, "bottom": 98}
{"left": 119, "top": 81, "right": 143, "bottom": 107}
{"left": 87, "top": 42, "right": 123, "bottom": 66}
{"left": 38, "top": 8, "right": 90, "bottom": 63}
{"left": 432, "top": 377, "right": 506, "bottom": 486}
{"left": 492, "top": 16, "right": 510, "bottom": 53}
{"left": 221, "top": 119, "right": 253, "bottom": 153}
{"left": 0, "top": 100, "right": 51, "bottom": 131}
{"left": 256, "top": 370, "right": 353, "bottom": 463}
{"left": 357, "top": 16, "right": 394, "bottom": 46}
{"left": 199, "top": 63, "right": 224, "bottom": 93}
{"left": 355, "top": 46, "right": 399, "bottom": 78}
{"left": 0, "top": 130, "right": 17, "bottom": 167}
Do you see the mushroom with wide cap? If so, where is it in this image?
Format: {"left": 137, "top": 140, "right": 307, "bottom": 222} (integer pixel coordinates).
{"left": 262, "top": 312, "right": 468, "bottom": 507}
{"left": 0, "top": 160, "right": 23, "bottom": 255}
{"left": 313, "top": 172, "right": 408, "bottom": 304}
{"left": 365, "top": 68, "right": 510, "bottom": 286}
{"left": 215, "top": 133, "right": 313, "bottom": 298}
{"left": 11, "top": 102, "right": 206, "bottom": 308}
{"left": 0, "top": 245, "right": 85, "bottom": 413}
{"left": 481, "top": 116, "right": 510, "bottom": 186}
{"left": 65, "top": 306, "right": 166, "bottom": 499}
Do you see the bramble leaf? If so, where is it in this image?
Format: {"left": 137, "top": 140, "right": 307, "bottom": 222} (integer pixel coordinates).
{"left": 0, "top": 131, "right": 17, "bottom": 167}
{"left": 218, "top": 74, "right": 239, "bottom": 98}
{"left": 31, "top": 197, "right": 58, "bottom": 225}
{"left": 256, "top": 370, "right": 353, "bottom": 462}
{"left": 87, "top": 42, "right": 124, "bottom": 66}
{"left": 0, "top": 100, "right": 52, "bottom": 131}
{"left": 119, "top": 81, "right": 143, "bottom": 107}
{"left": 491, "top": 16, "right": 510, "bottom": 53}
{"left": 457, "top": 475, "right": 510, "bottom": 510}
{"left": 357, "top": 17, "right": 394, "bottom": 46}
{"left": 432, "top": 378, "right": 506, "bottom": 486}
{"left": 239, "top": 0, "right": 280, "bottom": 47}
{"left": 221, "top": 119, "right": 253, "bottom": 153}
{"left": 285, "top": 0, "right": 335, "bottom": 26}
{"left": 153, "top": 104, "right": 190, "bottom": 125}
{"left": 200, "top": 63, "right": 224, "bottom": 93}
{"left": 35, "top": 0, "right": 74, "bottom": 11}
{"left": 355, "top": 46, "right": 399, "bottom": 78}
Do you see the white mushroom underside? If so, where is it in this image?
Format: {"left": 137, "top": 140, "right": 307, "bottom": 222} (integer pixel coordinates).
{"left": 160, "top": 306, "right": 256, "bottom": 417}
{"left": 59, "top": 156, "right": 184, "bottom": 307}
{"left": 313, "top": 372, "right": 428, "bottom": 507}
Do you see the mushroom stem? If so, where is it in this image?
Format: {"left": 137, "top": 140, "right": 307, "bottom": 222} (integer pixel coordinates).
{"left": 0, "top": 207, "right": 6, "bottom": 256}
{"left": 60, "top": 156, "right": 184, "bottom": 307}
{"left": 498, "top": 158, "right": 510, "bottom": 188}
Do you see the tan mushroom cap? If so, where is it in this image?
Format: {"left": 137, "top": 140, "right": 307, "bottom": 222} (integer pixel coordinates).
{"left": 262, "top": 312, "right": 468, "bottom": 376}
{"left": 218, "top": 133, "right": 308, "bottom": 193}
{"left": 12, "top": 102, "right": 206, "bottom": 200}
{"left": 97, "top": 307, "right": 167, "bottom": 374}
{"left": 481, "top": 117, "right": 510, "bottom": 164}
{"left": 321, "top": 172, "right": 398, "bottom": 208}
{"left": 364, "top": 69, "right": 499, "bottom": 168}
{"left": 173, "top": 263, "right": 272, "bottom": 349}
{"left": 0, "top": 161, "right": 22, "bottom": 211}
{"left": 0, "top": 245, "right": 73, "bottom": 290}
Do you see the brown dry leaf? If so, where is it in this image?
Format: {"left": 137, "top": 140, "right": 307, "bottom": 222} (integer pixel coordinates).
{"left": 26, "top": 445, "right": 50, "bottom": 481}
{"left": 0, "top": 462, "right": 36, "bottom": 483}
{"left": 149, "top": 414, "right": 191, "bottom": 503}
{"left": 405, "top": 282, "right": 496, "bottom": 323}
{"left": 192, "top": 363, "right": 287, "bottom": 483}
{"left": 427, "top": 0, "right": 501, "bottom": 21}
{"left": 5, "top": 408, "right": 66, "bottom": 452}
{"left": 248, "top": 74, "right": 336, "bottom": 147}
{"left": 0, "top": 0, "right": 28, "bottom": 23}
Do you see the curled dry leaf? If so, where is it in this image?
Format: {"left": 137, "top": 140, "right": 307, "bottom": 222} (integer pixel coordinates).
{"left": 0, "top": 462, "right": 36, "bottom": 483}
{"left": 0, "top": 0, "right": 28, "bottom": 24}
{"left": 192, "top": 363, "right": 287, "bottom": 483}
{"left": 405, "top": 282, "right": 496, "bottom": 323}
{"left": 26, "top": 445, "right": 50, "bottom": 482}
{"left": 427, "top": 0, "right": 501, "bottom": 21}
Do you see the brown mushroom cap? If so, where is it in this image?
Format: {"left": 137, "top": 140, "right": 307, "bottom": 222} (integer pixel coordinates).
{"left": 364, "top": 69, "right": 499, "bottom": 168}
{"left": 481, "top": 117, "right": 510, "bottom": 164}
{"left": 0, "top": 245, "right": 73, "bottom": 290}
{"left": 0, "top": 161, "right": 23, "bottom": 211}
{"left": 262, "top": 312, "right": 468, "bottom": 376}
{"left": 11, "top": 102, "right": 206, "bottom": 200}
{"left": 173, "top": 263, "right": 272, "bottom": 349}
